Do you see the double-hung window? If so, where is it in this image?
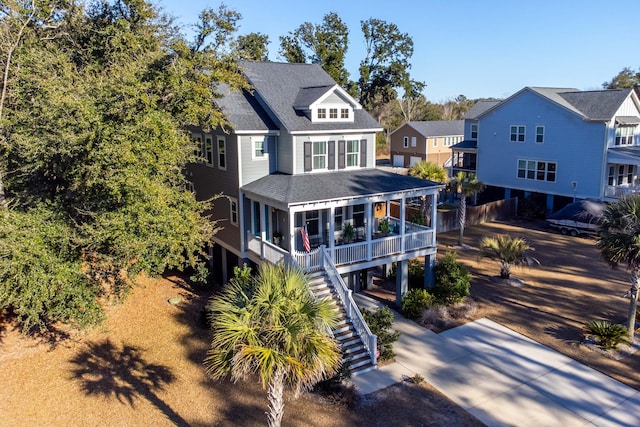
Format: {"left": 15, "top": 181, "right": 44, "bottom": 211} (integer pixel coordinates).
{"left": 313, "top": 141, "right": 327, "bottom": 169}
{"left": 535, "top": 126, "right": 544, "bottom": 144}
{"left": 205, "top": 136, "right": 214, "bottom": 165}
{"left": 253, "top": 136, "right": 267, "bottom": 159}
{"left": 510, "top": 125, "right": 526, "bottom": 142}
{"left": 317, "top": 108, "right": 326, "bottom": 119}
{"left": 346, "top": 140, "right": 359, "bottom": 167}
{"left": 329, "top": 108, "right": 338, "bottom": 119}
{"left": 218, "top": 137, "right": 226, "bottom": 170}
{"left": 340, "top": 108, "right": 349, "bottom": 119}
{"left": 229, "top": 197, "right": 238, "bottom": 226}
{"left": 471, "top": 124, "right": 478, "bottom": 139}
{"left": 403, "top": 136, "right": 408, "bottom": 148}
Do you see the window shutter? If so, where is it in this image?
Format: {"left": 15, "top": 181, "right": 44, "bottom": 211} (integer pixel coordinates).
{"left": 328, "top": 140, "right": 335, "bottom": 170}
{"left": 304, "top": 141, "right": 312, "bottom": 172}
{"left": 360, "top": 139, "right": 367, "bottom": 167}
{"left": 338, "top": 140, "right": 345, "bottom": 169}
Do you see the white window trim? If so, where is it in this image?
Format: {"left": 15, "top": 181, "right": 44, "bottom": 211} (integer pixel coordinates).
{"left": 204, "top": 135, "right": 214, "bottom": 166}
{"left": 251, "top": 136, "right": 268, "bottom": 160}
{"left": 411, "top": 136, "right": 417, "bottom": 147}
{"left": 517, "top": 158, "right": 557, "bottom": 182}
{"left": 229, "top": 197, "right": 238, "bottom": 226}
{"left": 312, "top": 103, "right": 354, "bottom": 123}
{"left": 312, "top": 140, "right": 328, "bottom": 171}
{"left": 217, "top": 136, "right": 227, "bottom": 170}
{"left": 471, "top": 124, "right": 478, "bottom": 140}
{"left": 403, "top": 136, "right": 409, "bottom": 148}
{"left": 345, "top": 139, "right": 360, "bottom": 168}
{"left": 510, "top": 125, "right": 526, "bottom": 143}
{"left": 432, "top": 138, "right": 437, "bottom": 147}
{"left": 535, "top": 125, "right": 545, "bottom": 144}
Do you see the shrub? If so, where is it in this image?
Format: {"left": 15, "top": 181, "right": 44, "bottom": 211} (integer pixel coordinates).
{"left": 586, "top": 320, "right": 631, "bottom": 350}
{"left": 360, "top": 306, "right": 400, "bottom": 361}
{"left": 433, "top": 252, "right": 471, "bottom": 305}
{"left": 401, "top": 288, "right": 434, "bottom": 320}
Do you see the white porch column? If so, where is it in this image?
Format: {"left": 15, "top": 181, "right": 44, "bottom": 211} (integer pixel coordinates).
{"left": 329, "top": 206, "right": 335, "bottom": 260}
{"left": 289, "top": 210, "right": 296, "bottom": 254}
{"left": 239, "top": 190, "right": 247, "bottom": 257}
{"left": 431, "top": 193, "right": 438, "bottom": 246}
{"left": 259, "top": 202, "right": 266, "bottom": 259}
{"left": 400, "top": 194, "right": 406, "bottom": 253}
{"left": 366, "top": 201, "right": 373, "bottom": 261}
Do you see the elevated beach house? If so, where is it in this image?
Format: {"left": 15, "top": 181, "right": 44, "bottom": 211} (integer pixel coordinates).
{"left": 187, "top": 61, "right": 442, "bottom": 373}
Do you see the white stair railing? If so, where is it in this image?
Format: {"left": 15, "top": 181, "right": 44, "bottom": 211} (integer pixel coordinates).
{"left": 320, "top": 246, "right": 377, "bottom": 369}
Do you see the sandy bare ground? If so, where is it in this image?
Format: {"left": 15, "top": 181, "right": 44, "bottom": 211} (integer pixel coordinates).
{"left": 0, "top": 274, "right": 481, "bottom": 426}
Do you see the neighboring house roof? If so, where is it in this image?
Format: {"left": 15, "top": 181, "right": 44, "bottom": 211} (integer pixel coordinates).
{"left": 451, "top": 140, "right": 477, "bottom": 150}
{"left": 216, "top": 83, "right": 278, "bottom": 132}
{"left": 394, "top": 120, "right": 464, "bottom": 137}
{"left": 607, "top": 146, "right": 640, "bottom": 163}
{"left": 477, "top": 87, "right": 635, "bottom": 122}
{"left": 238, "top": 61, "right": 381, "bottom": 132}
{"left": 241, "top": 169, "right": 441, "bottom": 206}
{"left": 462, "top": 100, "right": 502, "bottom": 119}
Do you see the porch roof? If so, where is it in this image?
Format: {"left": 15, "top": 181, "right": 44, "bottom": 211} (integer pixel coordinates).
{"left": 241, "top": 169, "right": 443, "bottom": 208}
{"left": 607, "top": 146, "right": 640, "bottom": 164}
{"left": 451, "top": 140, "right": 477, "bottom": 150}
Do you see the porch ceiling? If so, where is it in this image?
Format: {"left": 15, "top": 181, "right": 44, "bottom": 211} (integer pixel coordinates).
{"left": 241, "top": 169, "right": 443, "bottom": 209}
{"left": 607, "top": 146, "right": 640, "bottom": 165}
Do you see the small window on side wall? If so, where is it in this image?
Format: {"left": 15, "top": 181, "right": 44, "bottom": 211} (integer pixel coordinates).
{"left": 229, "top": 197, "right": 238, "bottom": 226}
{"left": 536, "top": 126, "right": 544, "bottom": 144}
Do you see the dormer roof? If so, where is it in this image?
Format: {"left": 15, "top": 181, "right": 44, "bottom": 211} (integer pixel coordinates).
{"left": 238, "top": 61, "right": 381, "bottom": 133}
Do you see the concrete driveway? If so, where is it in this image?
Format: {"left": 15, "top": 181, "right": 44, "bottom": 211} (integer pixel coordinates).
{"left": 352, "top": 295, "right": 640, "bottom": 427}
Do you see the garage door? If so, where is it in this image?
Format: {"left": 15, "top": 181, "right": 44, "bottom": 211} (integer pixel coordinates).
{"left": 393, "top": 155, "right": 405, "bottom": 167}
{"left": 409, "top": 156, "right": 422, "bottom": 166}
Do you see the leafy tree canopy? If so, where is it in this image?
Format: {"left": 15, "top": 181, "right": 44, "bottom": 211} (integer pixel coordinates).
{"left": 603, "top": 67, "right": 640, "bottom": 92}
{"left": 279, "top": 11, "right": 349, "bottom": 86}
{"left": 0, "top": 0, "right": 246, "bottom": 331}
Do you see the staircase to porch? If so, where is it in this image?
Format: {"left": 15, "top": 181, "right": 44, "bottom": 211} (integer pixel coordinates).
{"left": 307, "top": 270, "right": 376, "bottom": 376}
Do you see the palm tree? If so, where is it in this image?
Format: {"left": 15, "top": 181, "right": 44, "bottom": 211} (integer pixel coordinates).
{"left": 598, "top": 195, "right": 640, "bottom": 339}
{"left": 204, "top": 262, "right": 341, "bottom": 427}
{"left": 408, "top": 161, "right": 448, "bottom": 226}
{"left": 408, "top": 160, "right": 448, "bottom": 183}
{"left": 480, "top": 234, "right": 538, "bottom": 279}
{"left": 452, "top": 172, "right": 485, "bottom": 245}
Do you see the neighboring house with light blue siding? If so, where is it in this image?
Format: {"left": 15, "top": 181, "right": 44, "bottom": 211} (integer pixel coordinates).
{"left": 450, "top": 100, "right": 501, "bottom": 176}
{"left": 465, "top": 87, "right": 640, "bottom": 212}
{"left": 188, "top": 61, "right": 443, "bottom": 375}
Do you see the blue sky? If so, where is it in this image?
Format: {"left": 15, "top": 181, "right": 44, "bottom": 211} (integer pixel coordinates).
{"left": 157, "top": 0, "right": 640, "bottom": 102}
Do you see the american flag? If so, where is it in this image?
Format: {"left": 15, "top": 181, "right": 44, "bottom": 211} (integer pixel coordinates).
{"left": 301, "top": 224, "right": 311, "bottom": 253}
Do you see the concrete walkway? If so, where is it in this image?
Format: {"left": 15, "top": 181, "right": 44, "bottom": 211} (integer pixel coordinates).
{"left": 352, "top": 294, "right": 640, "bottom": 427}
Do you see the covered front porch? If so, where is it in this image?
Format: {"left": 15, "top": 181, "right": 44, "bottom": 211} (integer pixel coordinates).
{"left": 240, "top": 169, "right": 442, "bottom": 273}
{"left": 605, "top": 147, "right": 640, "bottom": 199}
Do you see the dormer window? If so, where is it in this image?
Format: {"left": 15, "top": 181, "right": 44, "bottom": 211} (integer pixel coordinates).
{"left": 296, "top": 85, "right": 359, "bottom": 123}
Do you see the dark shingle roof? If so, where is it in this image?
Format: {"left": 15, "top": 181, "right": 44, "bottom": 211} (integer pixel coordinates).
{"left": 558, "top": 89, "right": 633, "bottom": 120}
{"left": 216, "top": 84, "right": 278, "bottom": 132}
{"left": 241, "top": 169, "right": 442, "bottom": 206}
{"left": 462, "top": 100, "right": 502, "bottom": 119}
{"left": 451, "top": 140, "right": 477, "bottom": 150}
{"left": 406, "top": 120, "right": 464, "bottom": 137}
{"left": 238, "top": 61, "right": 381, "bottom": 132}
{"left": 293, "top": 85, "right": 334, "bottom": 109}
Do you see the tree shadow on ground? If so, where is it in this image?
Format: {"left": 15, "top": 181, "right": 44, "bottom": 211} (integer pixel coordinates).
{"left": 69, "top": 339, "right": 189, "bottom": 426}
